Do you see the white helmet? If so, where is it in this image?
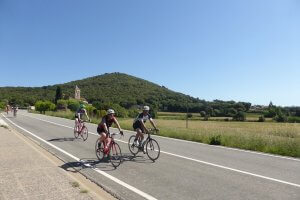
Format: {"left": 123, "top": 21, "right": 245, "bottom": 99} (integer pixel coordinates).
{"left": 143, "top": 106, "right": 150, "bottom": 111}
{"left": 107, "top": 109, "right": 115, "bottom": 115}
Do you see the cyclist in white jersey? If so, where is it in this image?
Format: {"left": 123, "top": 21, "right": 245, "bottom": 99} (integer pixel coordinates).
{"left": 132, "top": 106, "right": 159, "bottom": 146}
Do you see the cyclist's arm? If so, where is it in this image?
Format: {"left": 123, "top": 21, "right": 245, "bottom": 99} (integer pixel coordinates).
{"left": 114, "top": 118, "right": 122, "bottom": 132}
{"left": 103, "top": 123, "right": 109, "bottom": 134}
{"left": 149, "top": 118, "right": 158, "bottom": 130}
{"left": 84, "top": 109, "right": 90, "bottom": 121}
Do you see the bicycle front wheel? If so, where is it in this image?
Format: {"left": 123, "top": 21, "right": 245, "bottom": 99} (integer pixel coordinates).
{"left": 128, "top": 135, "right": 139, "bottom": 156}
{"left": 95, "top": 139, "right": 105, "bottom": 161}
{"left": 110, "top": 142, "right": 122, "bottom": 168}
{"left": 74, "top": 125, "right": 79, "bottom": 139}
{"left": 146, "top": 138, "right": 160, "bottom": 161}
{"left": 81, "top": 126, "right": 88, "bottom": 141}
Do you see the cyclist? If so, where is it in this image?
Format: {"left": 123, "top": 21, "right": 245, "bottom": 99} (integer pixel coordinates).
{"left": 75, "top": 104, "right": 90, "bottom": 131}
{"left": 97, "top": 109, "right": 123, "bottom": 152}
{"left": 5, "top": 104, "right": 10, "bottom": 114}
{"left": 132, "top": 106, "right": 159, "bottom": 147}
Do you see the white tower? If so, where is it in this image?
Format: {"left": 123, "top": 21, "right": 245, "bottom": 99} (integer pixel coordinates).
{"left": 75, "top": 85, "right": 81, "bottom": 100}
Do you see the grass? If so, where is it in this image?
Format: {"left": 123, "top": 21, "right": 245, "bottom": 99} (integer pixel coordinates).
{"left": 31, "top": 110, "right": 300, "bottom": 158}
{"left": 71, "top": 181, "right": 80, "bottom": 188}
{"left": 118, "top": 118, "right": 300, "bottom": 158}
{"left": 80, "top": 189, "right": 89, "bottom": 193}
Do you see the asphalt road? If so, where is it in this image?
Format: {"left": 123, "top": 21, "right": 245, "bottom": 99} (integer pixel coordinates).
{"left": 1, "top": 110, "right": 300, "bottom": 200}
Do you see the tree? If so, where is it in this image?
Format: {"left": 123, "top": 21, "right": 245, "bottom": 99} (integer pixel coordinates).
{"left": 67, "top": 99, "right": 80, "bottom": 112}
{"left": 55, "top": 86, "right": 62, "bottom": 104}
{"left": 57, "top": 99, "right": 68, "bottom": 110}
{"left": 233, "top": 111, "right": 246, "bottom": 121}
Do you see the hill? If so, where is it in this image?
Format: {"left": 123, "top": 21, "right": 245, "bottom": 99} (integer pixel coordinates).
{"left": 0, "top": 72, "right": 251, "bottom": 114}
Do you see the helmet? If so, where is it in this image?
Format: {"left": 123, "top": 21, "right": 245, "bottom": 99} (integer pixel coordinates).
{"left": 107, "top": 109, "right": 115, "bottom": 115}
{"left": 143, "top": 106, "right": 150, "bottom": 111}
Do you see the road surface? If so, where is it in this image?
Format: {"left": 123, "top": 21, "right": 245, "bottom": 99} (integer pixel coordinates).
{"left": 1, "top": 110, "right": 299, "bottom": 200}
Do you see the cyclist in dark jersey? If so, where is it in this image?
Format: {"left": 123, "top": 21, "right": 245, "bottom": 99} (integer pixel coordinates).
{"left": 97, "top": 109, "right": 123, "bottom": 150}
{"left": 133, "top": 106, "right": 159, "bottom": 146}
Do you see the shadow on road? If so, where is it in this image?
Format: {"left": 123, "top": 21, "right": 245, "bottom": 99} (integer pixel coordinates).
{"left": 48, "top": 137, "right": 75, "bottom": 142}
{"left": 122, "top": 153, "right": 154, "bottom": 164}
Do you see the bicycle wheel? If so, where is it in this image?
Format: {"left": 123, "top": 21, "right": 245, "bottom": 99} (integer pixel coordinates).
{"left": 146, "top": 138, "right": 160, "bottom": 161}
{"left": 74, "top": 125, "right": 79, "bottom": 139}
{"left": 95, "top": 139, "right": 105, "bottom": 160}
{"left": 81, "top": 126, "right": 88, "bottom": 141}
{"left": 110, "top": 142, "right": 122, "bottom": 168}
{"left": 128, "top": 135, "right": 139, "bottom": 155}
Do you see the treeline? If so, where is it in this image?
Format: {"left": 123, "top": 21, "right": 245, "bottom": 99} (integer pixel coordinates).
{"left": 0, "top": 73, "right": 252, "bottom": 115}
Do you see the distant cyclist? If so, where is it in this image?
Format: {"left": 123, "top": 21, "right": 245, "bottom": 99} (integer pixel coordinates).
{"left": 75, "top": 104, "right": 90, "bottom": 131}
{"left": 97, "top": 109, "right": 123, "bottom": 152}
{"left": 5, "top": 104, "right": 10, "bottom": 114}
{"left": 133, "top": 106, "right": 159, "bottom": 147}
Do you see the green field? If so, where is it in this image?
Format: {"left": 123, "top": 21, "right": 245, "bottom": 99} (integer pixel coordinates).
{"left": 31, "top": 110, "right": 300, "bottom": 157}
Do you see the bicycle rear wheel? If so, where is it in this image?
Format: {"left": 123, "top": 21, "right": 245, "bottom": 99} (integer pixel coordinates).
{"left": 74, "top": 125, "right": 79, "bottom": 139}
{"left": 81, "top": 126, "right": 88, "bottom": 141}
{"left": 128, "top": 135, "right": 139, "bottom": 156}
{"left": 110, "top": 142, "right": 122, "bottom": 168}
{"left": 146, "top": 138, "right": 160, "bottom": 161}
{"left": 95, "top": 139, "right": 105, "bottom": 160}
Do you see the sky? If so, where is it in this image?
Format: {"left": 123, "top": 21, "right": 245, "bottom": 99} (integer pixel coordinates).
{"left": 0, "top": 0, "right": 299, "bottom": 106}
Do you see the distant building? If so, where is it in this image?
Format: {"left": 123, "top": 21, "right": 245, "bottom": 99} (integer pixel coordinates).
{"left": 75, "top": 85, "right": 81, "bottom": 100}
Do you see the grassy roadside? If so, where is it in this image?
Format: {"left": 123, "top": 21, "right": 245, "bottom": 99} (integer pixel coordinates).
{"left": 30, "top": 110, "right": 300, "bottom": 158}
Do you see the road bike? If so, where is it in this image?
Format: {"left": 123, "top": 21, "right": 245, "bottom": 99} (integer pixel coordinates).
{"left": 128, "top": 129, "right": 160, "bottom": 161}
{"left": 74, "top": 120, "right": 88, "bottom": 141}
{"left": 95, "top": 132, "right": 123, "bottom": 168}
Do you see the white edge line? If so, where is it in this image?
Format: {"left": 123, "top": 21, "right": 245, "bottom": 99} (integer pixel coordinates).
{"left": 18, "top": 113, "right": 300, "bottom": 188}
{"left": 22, "top": 112, "right": 300, "bottom": 162}
{"left": 1, "top": 114, "right": 157, "bottom": 200}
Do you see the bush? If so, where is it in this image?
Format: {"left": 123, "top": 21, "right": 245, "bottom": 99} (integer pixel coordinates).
{"left": 35, "top": 101, "right": 56, "bottom": 114}
{"left": 67, "top": 99, "right": 80, "bottom": 112}
{"left": 128, "top": 109, "right": 139, "bottom": 118}
{"left": 57, "top": 99, "right": 68, "bottom": 110}
{"left": 258, "top": 115, "right": 265, "bottom": 122}
{"left": 209, "top": 135, "right": 221, "bottom": 145}
{"left": 200, "top": 111, "right": 206, "bottom": 117}
{"left": 274, "top": 113, "right": 287, "bottom": 122}
{"left": 287, "top": 116, "right": 300, "bottom": 123}
{"left": 0, "top": 102, "right": 5, "bottom": 110}
{"left": 233, "top": 111, "right": 246, "bottom": 121}
{"left": 187, "top": 113, "right": 193, "bottom": 118}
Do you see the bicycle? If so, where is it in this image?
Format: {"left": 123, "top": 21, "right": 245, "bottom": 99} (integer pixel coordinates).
{"left": 128, "top": 128, "right": 160, "bottom": 161}
{"left": 95, "top": 132, "right": 123, "bottom": 168}
{"left": 74, "top": 120, "right": 88, "bottom": 141}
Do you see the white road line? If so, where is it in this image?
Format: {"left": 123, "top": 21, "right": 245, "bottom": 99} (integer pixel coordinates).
{"left": 22, "top": 112, "right": 300, "bottom": 162}
{"left": 18, "top": 113, "right": 300, "bottom": 188}
{"left": 1, "top": 114, "right": 157, "bottom": 200}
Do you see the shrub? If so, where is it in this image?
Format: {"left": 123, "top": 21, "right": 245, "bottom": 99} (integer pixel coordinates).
{"left": 67, "top": 99, "right": 80, "bottom": 112}
{"left": 287, "top": 116, "right": 300, "bottom": 123}
{"left": 35, "top": 101, "right": 55, "bottom": 114}
{"left": 274, "top": 113, "right": 287, "bottom": 122}
{"left": 57, "top": 99, "right": 68, "bottom": 110}
{"left": 187, "top": 113, "right": 193, "bottom": 118}
{"left": 200, "top": 111, "right": 206, "bottom": 117}
{"left": 258, "top": 115, "right": 265, "bottom": 122}
{"left": 233, "top": 111, "right": 246, "bottom": 121}
{"left": 128, "top": 109, "right": 139, "bottom": 118}
{"left": 209, "top": 135, "right": 221, "bottom": 145}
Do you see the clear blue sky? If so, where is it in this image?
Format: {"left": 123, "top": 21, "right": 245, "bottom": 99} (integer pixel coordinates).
{"left": 0, "top": 0, "right": 299, "bottom": 106}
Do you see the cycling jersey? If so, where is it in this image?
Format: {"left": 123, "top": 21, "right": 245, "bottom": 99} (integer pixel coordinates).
{"left": 97, "top": 115, "right": 117, "bottom": 134}
{"left": 133, "top": 113, "right": 152, "bottom": 131}
{"left": 75, "top": 108, "right": 86, "bottom": 120}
